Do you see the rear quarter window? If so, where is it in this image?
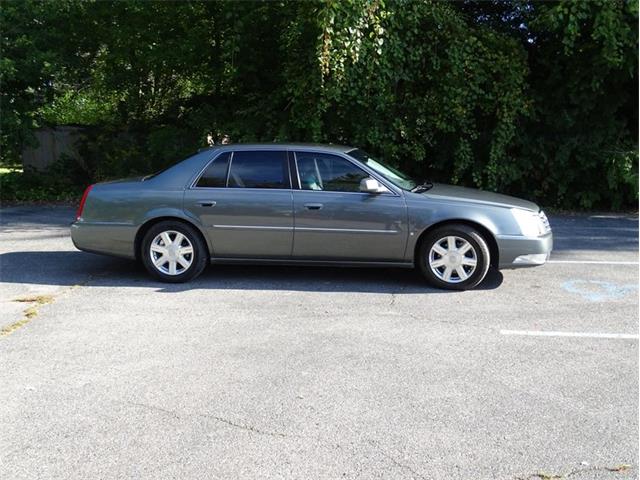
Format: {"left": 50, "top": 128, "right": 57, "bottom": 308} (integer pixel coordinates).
{"left": 196, "top": 152, "right": 231, "bottom": 187}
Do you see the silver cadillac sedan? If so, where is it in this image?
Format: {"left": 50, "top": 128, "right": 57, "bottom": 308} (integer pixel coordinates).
{"left": 71, "top": 144, "right": 552, "bottom": 290}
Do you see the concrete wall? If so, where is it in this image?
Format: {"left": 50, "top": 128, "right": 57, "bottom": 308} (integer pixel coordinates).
{"left": 22, "top": 126, "right": 85, "bottom": 171}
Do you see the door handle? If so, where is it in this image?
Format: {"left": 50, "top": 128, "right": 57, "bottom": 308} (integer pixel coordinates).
{"left": 304, "top": 203, "right": 323, "bottom": 210}
{"left": 196, "top": 201, "right": 216, "bottom": 207}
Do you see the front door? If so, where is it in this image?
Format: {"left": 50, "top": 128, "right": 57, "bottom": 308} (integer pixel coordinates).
{"left": 291, "top": 151, "right": 407, "bottom": 261}
{"left": 184, "top": 150, "right": 293, "bottom": 258}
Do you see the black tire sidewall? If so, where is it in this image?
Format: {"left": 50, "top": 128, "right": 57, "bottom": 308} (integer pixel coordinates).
{"left": 141, "top": 221, "right": 208, "bottom": 283}
{"left": 418, "top": 225, "right": 490, "bottom": 290}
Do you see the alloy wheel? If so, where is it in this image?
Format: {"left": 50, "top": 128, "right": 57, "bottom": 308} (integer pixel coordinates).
{"left": 428, "top": 236, "right": 478, "bottom": 284}
{"left": 149, "top": 230, "right": 194, "bottom": 276}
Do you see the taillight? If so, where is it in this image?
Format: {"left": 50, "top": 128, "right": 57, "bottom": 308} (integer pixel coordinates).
{"left": 76, "top": 184, "right": 94, "bottom": 221}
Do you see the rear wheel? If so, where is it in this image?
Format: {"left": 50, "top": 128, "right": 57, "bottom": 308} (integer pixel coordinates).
{"left": 417, "top": 224, "right": 490, "bottom": 290}
{"left": 141, "top": 221, "right": 208, "bottom": 283}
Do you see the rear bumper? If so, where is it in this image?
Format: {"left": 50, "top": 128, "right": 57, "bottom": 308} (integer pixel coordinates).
{"left": 71, "top": 221, "right": 137, "bottom": 259}
{"left": 496, "top": 232, "right": 553, "bottom": 269}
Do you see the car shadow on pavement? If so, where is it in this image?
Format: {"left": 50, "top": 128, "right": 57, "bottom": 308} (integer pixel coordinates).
{"left": 0, "top": 251, "right": 503, "bottom": 293}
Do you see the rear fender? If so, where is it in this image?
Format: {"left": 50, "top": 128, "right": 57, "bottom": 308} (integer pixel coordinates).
{"left": 135, "top": 207, "right": 213, "bottom": 257}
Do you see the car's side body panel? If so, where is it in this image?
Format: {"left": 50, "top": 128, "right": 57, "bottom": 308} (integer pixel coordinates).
{"left": 291, "top": 190, "right": 408, "bottom": 261}
{"left": 72, "top": 185, "right": 199, "bottom": 260}
{"left": 183, "top": 148, "right": 296, "bottom": 258}
{"left": 288, "top": 148, "right": 408, "bottom": 262}
{"left": 72, "top": 149, "right": 219, "bottom": 259}
{"left": 208, "top": 257, "right": 413, "bottom": 268}
{"left": 71, "top": 143, "right": 553, "bottom": 273}
{"left": 184, "top": 188, "right": 294, "bottom": 258}
{"left": 71, "top": 182, "right": 145, "bottom": 259}
{"left": 403, "top": 191, "right": 552, "bottom": 269}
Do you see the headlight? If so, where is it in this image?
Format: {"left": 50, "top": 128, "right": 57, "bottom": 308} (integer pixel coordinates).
{"left": 511, "top": 208, "right": 549, "bottom": 237}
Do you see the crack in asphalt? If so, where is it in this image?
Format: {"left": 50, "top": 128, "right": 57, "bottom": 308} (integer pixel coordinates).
{"left": 388, "top": 284, "right": 407, "bottom": 306}
{"left": 206, "top": 414, "right": 288, "bottom": 438}
{"left": 127, "top": 401, "right": 288, "bottom": 438}
{"left": 127, "top": 401, "right": 434, "bottom": 478}
{"left": 368, "top": 439, "right": 428, "bottom": 480}
{"left": 515, "top": 463, "right": 633, "bottom": 479}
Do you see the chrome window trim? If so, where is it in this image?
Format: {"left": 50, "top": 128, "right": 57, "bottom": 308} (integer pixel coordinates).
{"left": 225, "top": 151, "right": 234, "bottom": 187}
{"left": 296, "top": 227, "right": 399, "bottom": 234}
{"left": 212, "top": 225, "right": 294, "bottom": 231}
{"left": 209, "top": 225, "right": 397, "bottom": 234}
{"left": 188, "top": 187, "right": 296, "bottom": 193}
{"left": 289, "top": 189, "right": 396, "bottom": 197}
{"left": 291, "top": 150, "right": 401, "bottom": 197}
{"left": 293, "top": 151, "right": 302, "bottom": 190}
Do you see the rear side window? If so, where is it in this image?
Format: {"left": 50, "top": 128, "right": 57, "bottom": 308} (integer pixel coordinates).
{"left": 228, "top": 151, "right": 288, "bottom": 189}
{"left": 196, "top": 152, "right": 230, "bottom": 187}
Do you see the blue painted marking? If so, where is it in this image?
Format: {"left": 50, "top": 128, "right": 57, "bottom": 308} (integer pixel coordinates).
{"left": 562, "top": 280, "right": 639, "bottom": 302}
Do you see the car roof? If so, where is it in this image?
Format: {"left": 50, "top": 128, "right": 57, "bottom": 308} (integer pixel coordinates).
{"left": 201, "top": 143, "right": 356, "bottom": 154}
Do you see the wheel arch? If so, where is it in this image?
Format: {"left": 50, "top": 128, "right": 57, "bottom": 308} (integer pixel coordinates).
{"left": 413, "top": 219, "right": 499, "bottom": 268}
{"left": 134, "top": 216, "right": 211, "bottom": 261}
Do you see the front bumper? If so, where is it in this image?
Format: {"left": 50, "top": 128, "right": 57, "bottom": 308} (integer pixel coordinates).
{"left": 496, "top": 232, "right": 553, "bottom": 269}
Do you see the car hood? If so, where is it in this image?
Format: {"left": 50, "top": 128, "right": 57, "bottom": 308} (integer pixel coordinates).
{"left": 421, "top": 183, "right": 539, "bottom": 211}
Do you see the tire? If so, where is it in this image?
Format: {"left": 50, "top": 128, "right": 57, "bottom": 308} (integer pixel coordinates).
{"left": 417, "top": 224, "right": 490, "bottom": 291}
{"left": 141, "top": 220, "right": 208, "bottom": 283}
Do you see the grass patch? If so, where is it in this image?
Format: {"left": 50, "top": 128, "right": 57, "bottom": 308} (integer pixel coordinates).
{"left": 14, "top": 294, "right": 55, "bottom": 305}
{"left": 23, "top": 306, "right": 39, "bottom": 319}
{"left": 0, "top": 318, "right": 33, "bottom": 337}
{"left": 1, "top": 294, "right": 57, "bottom": 339}
{"left": 606, "top": 464, "right": 631, "bottom": 472}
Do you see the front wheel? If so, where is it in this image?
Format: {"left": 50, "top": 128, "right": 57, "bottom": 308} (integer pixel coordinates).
{"left": 141, "top": 221, "right": 208, "bottom": 283}
{"left": 417, "top": 224, "right": 491, "bottom": 290}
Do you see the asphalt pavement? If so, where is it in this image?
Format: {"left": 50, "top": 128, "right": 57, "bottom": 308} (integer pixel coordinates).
{"left": 0, "top": 206, "right": 638, "bottom": 479}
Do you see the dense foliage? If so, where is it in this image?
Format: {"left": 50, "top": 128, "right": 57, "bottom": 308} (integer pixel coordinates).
{"left": 1, "top": 0, "right": 637, "bottom": 209}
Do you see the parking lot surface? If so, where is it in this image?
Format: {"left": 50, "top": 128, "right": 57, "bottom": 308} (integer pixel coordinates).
{"left": 1, "top": 206, "right": 638, "bottom": 479}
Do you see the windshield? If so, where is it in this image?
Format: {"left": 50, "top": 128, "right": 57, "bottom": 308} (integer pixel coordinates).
{"left": 347, "top": 149, "right": 417, "bottom": 190}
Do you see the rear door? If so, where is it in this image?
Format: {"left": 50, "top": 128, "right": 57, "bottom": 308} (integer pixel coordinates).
{"left": 183, "top": 149, "right": 293, "bottom": 258}
{"left": 291, "top": 151, "right": 407, "bottom": 261}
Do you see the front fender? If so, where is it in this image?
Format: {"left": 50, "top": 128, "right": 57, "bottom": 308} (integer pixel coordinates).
{"left": 404, "top": 197, "right": 519, "bottom": 262}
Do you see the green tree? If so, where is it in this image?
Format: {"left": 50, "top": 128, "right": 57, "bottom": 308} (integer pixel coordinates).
{"left": 519, "top": 0, "right": 638, "bottom": 208}
{"left": 1, "top": 0, "right": 637, "bottom": 209}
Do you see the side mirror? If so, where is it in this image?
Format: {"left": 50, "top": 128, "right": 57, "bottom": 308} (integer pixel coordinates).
{"left": 359, "top": 177, "right": 390, "bottom": 194}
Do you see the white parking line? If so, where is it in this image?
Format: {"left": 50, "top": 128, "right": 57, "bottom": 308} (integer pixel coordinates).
{"left": 552, "top": 226, "right": 638, "bottom": 232}
{"left": 500, "top": 329, "right": 639, "bottom": 340}
{"left": 548, "top": 260, "right": 639, "bottom": 265}
{"left": 588, "top": 215, "right": 637, "bottom": 220}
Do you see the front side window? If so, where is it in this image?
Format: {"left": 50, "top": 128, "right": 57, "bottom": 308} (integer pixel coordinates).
{"left": 347, "top": 149, "right": 416, "bottom": 191}
{"left": 196, "top": 152, "right": 231, "bottom": 187}
{"left": 228, "top": 151, "right": 289, "bottom": 189}
{"left": 295, "top": 152, "right": 368, "bottom": 192}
